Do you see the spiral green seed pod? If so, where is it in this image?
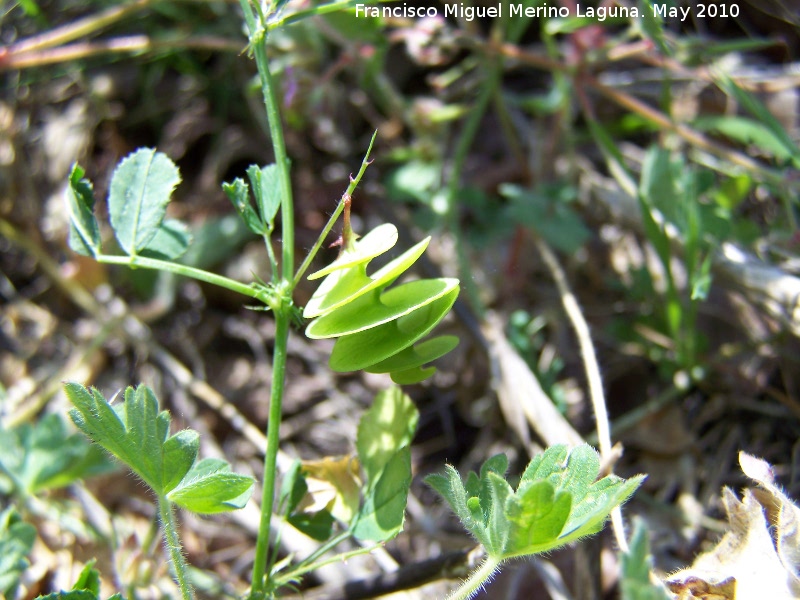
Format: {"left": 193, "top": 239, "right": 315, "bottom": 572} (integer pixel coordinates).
{"left": 304, "top": 223, "right": 459, "bottom": 384}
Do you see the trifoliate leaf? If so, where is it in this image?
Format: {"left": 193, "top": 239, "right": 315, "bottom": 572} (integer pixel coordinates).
{"left": 427, "top": 445, "right": 644, "bottom": 561}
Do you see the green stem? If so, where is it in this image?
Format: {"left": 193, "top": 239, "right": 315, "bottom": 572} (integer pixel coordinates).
{"left": 251, "top": 310, "right": 290, "bottom": 596}
{"left": 96, "top": 254, "right": 272, "bottom": 305}
{"left": 274, "top": 530, "right": 353, "bottom": 585}
{"left": 247, "top": 13, "right": 295, "bottom": 281}
{"left": 157, "top": 495, "right": 194, "bottom": 600}
{"left": 292, "top": 131, "right": 377, "bottom": 288}
{"left": 285, "top": 540, "right": 382, "bottom": 581}
{"left": 268, "top": 0, "right": 361, "bottom": 30}
{"left": 445, "top": 554, "right": 502, "bottom": 600}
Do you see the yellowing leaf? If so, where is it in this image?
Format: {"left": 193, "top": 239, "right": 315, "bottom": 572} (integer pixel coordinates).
{"left": 296, "top": 456, "right": 361, "bottom": 523}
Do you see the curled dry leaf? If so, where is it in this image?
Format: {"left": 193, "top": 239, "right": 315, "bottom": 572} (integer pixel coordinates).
{"left": 665, "top": 452, "right": 800, "bottom": 599}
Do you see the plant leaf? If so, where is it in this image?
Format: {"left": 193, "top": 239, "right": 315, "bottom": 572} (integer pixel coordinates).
{"left": 0, "top": 413, "right": 114, "bottom": 495}
{"left": 223, "top": 177, "right": 266, "bottom": 235}
{"left": 428, "top": 445, "right": 644, "bottom": 561}
{"left": 352, "top": 386, "right": 418, "bottom": 542}
{"left": 356, "top": 386, "right": 418, "bottom": 488}
{"left": 247, "top": 163, "right": 282, "bottom": 226}
{"left": 715, "top": 74, "right": 800, "bottom": 168}
{"left": 108, "top": 148, "right": 181, "bottom": 256}
{"left": 71, "top": 559, "right": 101, "bottom": 596}
{"left": 505, "top": 478, "right": 572, "bottom": 557}
{"left": 138, "top": 219, "right": 191, "bottom": 260}
{"left": 352, "top": 448, "right": 411, "bottom": 542}
{"left": 288, "top": 509, "right": 335, "bottom": 542}
{"left": 279, "top": 459, "right": 308, "bottom": 516}
{"left": 0, "top": 507, "right": 35, "bottom": 599}
{"left": 65, "top": 382, "right": 198, "bottom": 496}
{"left": 620, "top": 519, "right": 673, "bottom": 600}
{"left": 66, "top": 164, "right": 101, "bottom": 257}
{"left": 167, "top": 458, "right": 254, "bottom": 514}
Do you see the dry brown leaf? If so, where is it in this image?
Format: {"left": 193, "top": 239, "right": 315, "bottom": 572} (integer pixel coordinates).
{"left": 482, "top": 313, "right": 584, "bottom": 451}
{"left": 665, "top": 453, "right": 800, "bottom": 599}
{"left": 739, "top": 451, "right": 800, "bottom": 590}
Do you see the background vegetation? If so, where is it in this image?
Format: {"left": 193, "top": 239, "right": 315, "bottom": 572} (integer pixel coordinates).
{"left": 2, "top": 0, "right": 800, "bottom": 598}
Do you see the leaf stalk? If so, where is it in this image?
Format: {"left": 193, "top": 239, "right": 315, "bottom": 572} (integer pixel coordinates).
{"left": 158, "top": 494, "right": 194, "bottom": 600}
{"left": 444, "top": 555, "right": 503, "bottom": 600}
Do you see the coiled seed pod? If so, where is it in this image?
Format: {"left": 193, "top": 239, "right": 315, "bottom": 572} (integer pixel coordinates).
{"left": 304, "top": 222, "right": 459, "bottom": 384}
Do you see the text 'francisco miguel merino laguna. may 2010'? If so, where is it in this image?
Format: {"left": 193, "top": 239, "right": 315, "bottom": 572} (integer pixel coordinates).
{"left": 353, "top": 2, "right": 740, "bottom": 22}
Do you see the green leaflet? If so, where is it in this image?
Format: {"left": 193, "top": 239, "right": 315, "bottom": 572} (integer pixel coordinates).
{"left": 0, "top": 507, "right": 35, "bottom": 599}
{"left": 108, "top": 148, "right": 186, "bottom": 258}
{"left": 66, "top": 164, "right": 101, "bottom": 257}
{"left": 304, "top": 222, "right": 460, "bottom": 383}
{"left": 65, "top": 382, "right": 253, "bottom": 513}
{"left": 167, "top": 458, "right": 254, "bottom": 514}
{"left": 0, "top": 413, "right": 114, "bottom": 496}
{"left": 426, "top": 444, "right": 645, "bottom": 560}
{"left": 351, "top": 387, "right": 418, "bottom": 542}
{"left": 67, "top": 148, "right": 191, "bottom": 261}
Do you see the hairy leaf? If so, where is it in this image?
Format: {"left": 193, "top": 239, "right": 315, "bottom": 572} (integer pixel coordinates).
{"left": 65, "top": 382, "right": 198, "bottom": 496}
{"left": 0, "top": 413, "right": 114, "bottom": 495}
{"left": 427, "top": 445, "right": 644, "bottom": 560}
{"left": 167, "top": 458, "right": 254, "bottom": 514}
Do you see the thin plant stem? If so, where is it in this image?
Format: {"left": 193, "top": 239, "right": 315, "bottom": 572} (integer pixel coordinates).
{"left": 292, "top": 131, "right": 377, "bottom": 288}
{"left": 268, "top": 0, "right": 361, "bottom": 30}
{"left": 241, "top": 7, "right": 295, "bottom": 281}
{"left": 235, "top": 3, "right": 299, "bottom": 595}
{"left": 444, "top": 555, "right": 503, "bottom": 600}
{"left": 158, "top": 495, "right": 194, "bottom": 600}
{"left": 532, "top": 236, "right": 629, "bottom": 552}
{"left": 95, "top": 254, "right": 273, "bottom": 305}
{"left": 251, "top": 311, "right": 290, "bottom": 596}
{"left": 292, "top": 541, "right": 382, "bottom": 576}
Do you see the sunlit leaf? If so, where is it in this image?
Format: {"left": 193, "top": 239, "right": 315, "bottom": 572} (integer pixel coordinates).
{"left": 108, "top": 148, "right": 181, "bottom": 256}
